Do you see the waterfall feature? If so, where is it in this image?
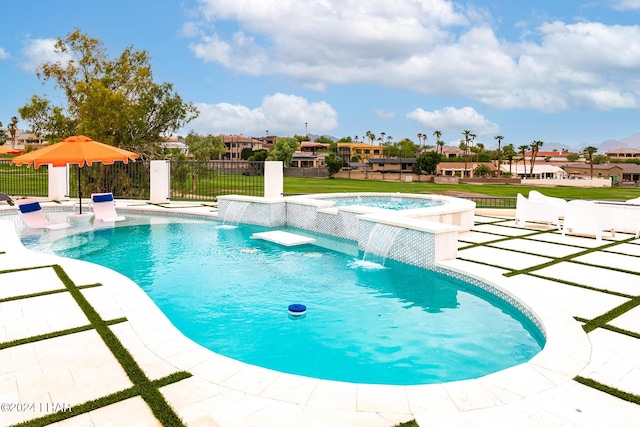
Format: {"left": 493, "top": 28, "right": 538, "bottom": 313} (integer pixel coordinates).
{"left": 362, "top": 223, "right": 402, "bottom": 266}
{"left": 222, "top": 201, "right": 250, "bottom": 226}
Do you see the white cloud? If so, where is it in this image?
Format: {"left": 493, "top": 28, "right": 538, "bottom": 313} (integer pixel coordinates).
{"left": 186, "top": 1, "right": 640, "bottom": 113}
{"left": 609, "top": 0, "right": 640, "bottom": 10}
{"left": 375, "top": 109, "right": 396, "bottom": 119}
{"left": 188, "top": 93, "right": 338, "bottom": 136}
{"left": 20, "top": 38, "right": 71, "bottom": 73}
{"left": 0, "top": 47, "right": 9, "bottom": 60}
{"left": 406, "top": 106, "right": 500, "bottom": 135}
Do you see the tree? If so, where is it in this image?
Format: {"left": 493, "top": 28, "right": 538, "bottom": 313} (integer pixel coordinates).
{"left": 18, "top": 29, "right": 198, "bottom": 158}
{"left": 567, "top": 153, "right": 580, "bottom": 162}
{"left": 240, "top": 147, "right": 254, "bottom": 160}
{"left": 0, "top": 122, "right": 5, "bottom": 146}
{"left": 461, "top": 130, "right": 473, "bottom": 178}
{"left": 7, "top": 116, "right": 18, "bottom": 149}
{"left": 248, "top": 149, "right": 268, "bottom": 162}
{"left": 583, "top": 146, "right": 598, "bottom": 179}
{"left": 434, "top": 130, "right": 443, "bottom": 154}
{"left": 529, "top": 140, "right": 543, "bottom": 178}
{"left": 473, "top": 164, "right": 493, "bottom": 177}
{"left": 494, "top": 135, "right": 504, "bottom": 170}
{"left": 518, "top": 145, "right": 529, "bottom": 177}
{"left": 324, "top": 153, "right": 343, "bottom": 177}
{"left": 315, "top": 135, "right": 334, "bottom": 145}
{"left": 267, "top": 137, "right": 299, "bottom": 166}
{"left": 185, "top": 132, "right": 226, "bottom": 160}
{"left": 415, "top": 151, "right": 442, "bottom": 175}
{"left": 502, "top": 143, "right": 516, "bottom": 175}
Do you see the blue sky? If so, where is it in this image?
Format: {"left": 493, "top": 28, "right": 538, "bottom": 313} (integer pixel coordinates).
{"left": 1, "top": 0, "right": 639, "bottom": 150}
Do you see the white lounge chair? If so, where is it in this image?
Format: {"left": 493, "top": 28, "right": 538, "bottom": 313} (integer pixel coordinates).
{"left": 16, "top": 199, "right": 71, "bottom": 230}
{"left": 529, "top": 190, "right": 568, "bottom": 217}
{"left": 0, "top": 192, "right": 14, "bottom": 206}
{"left": 91, "top": 193, "right": 125, "bottom": 222}
{"left": 515, "top": 193, "right": 562, "bottom": 230}
{"left": 625, "top": 197, "right": 640, "bottom": 237}
{"left": 562, "top": 200, "right": 615, "bottom": 241}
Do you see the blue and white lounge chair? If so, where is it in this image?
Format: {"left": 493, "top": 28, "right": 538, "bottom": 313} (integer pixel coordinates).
{"left": 16, "top": 198, "right": 70, "bottom": 230}
{"left": 91, "top": 193, "right": 125, "bottom": 222}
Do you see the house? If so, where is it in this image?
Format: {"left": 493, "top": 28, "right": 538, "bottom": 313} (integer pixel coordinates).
{"left": 221, "top": 134, "right": 275, "bottom": 160}
{"left": 4, "top": 129, "right": 45, "bottom": 149}
{"left": 423, "top": 146, "right": 465, "bottom": 159}
{"left": 337, "top": 142, "right": 383, "bottom": 161}
{"left": 500, "top": 163, "right": 567, "bottom": 179}
{"left": 437, "top": 162, "right": 497, "bottom": 178}
{"left": 368, "top": 158, "right": 416, "bottom": 173}
{"left": 289, "top": 141, "right": 330, "bottom": 168}
{"left": 562, "top": 163, "right": 640, "bottom": 184}
{"left": 605, "top": 148, "right": 640, "bottom": 159}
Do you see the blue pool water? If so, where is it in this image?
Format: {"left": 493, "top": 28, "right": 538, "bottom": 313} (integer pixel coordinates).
{"left": 33, "top": 221, "right": 544, "bottom": 385}
{"left": 318, "top": 195, "right": 445, "bottom": 210}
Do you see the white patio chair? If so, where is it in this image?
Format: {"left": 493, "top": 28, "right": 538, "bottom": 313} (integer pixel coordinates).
{"left": 91, "top": 193, "right": 125, "bottom": 222}
{"left": 529, "top": 190, "right": 568, "bottom": 217}
{"left": 562, "top": 200, "right": 615, "bottom": 241}
{"left": 515, "top": 193, "right": 562, "bottom": 230}
{"left": 16, "top": 199, "right": 71, "bottom": 230}
{"left": 625, "top": 197, "right": 640, "bottom": 237}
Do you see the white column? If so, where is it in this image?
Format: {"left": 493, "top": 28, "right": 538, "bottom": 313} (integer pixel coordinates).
{"left": 48, "top": 165, "right": 68, "bottom": 200}
{"left": 150, "top": 160, "right": 170, "bottom": 203}
{"left": 264, "top": 161, "right": 283, "bottom": 198}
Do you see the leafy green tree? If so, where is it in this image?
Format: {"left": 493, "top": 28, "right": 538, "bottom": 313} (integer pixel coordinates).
{"left": 248, "top": 149, "right": 268, "bottom": 161}
{"left": 314, "top": 135, "right": 333, "bottom": 144}
{"left": 415, "top": 151, "right": 442, "bottom": 175}
{"left": 185, "top": 132, "right": 226, "bottom": 160}
{"left": 473, "top": 164, "right": 493, "bottom": 177}
{"left": 18, "top": 29, "right": 198, "bottom": 158}
{"left": 0, "top": 121, "right": 5, "bottom": 145}
{"left": 337, "top": 136, "right": 352, "bottom": 142}
{"left": 567, "top": 153, "right": 580, "bottom": 161}
{"left": 502, "top": 143, "right": 516, "bottom": 175}
{"left": 592, "top": 154, "right": 609, "bottom": 164}
{"left": 240, "top": 147, "right": 254, "bottom": 160}
{"left": 324, "top": 153, "right": 343, "bottom": 177}
{"left": 267, "top": 137, "right": 299, "bottom": 166}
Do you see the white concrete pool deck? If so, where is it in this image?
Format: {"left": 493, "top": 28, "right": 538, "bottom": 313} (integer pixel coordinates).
{"left": 1, "top": 200, "right": 640, "bottom": 426}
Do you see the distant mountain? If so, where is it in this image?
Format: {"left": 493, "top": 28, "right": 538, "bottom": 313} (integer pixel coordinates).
{"left": 598, "top": 132, "right": 640, "bottom": 153}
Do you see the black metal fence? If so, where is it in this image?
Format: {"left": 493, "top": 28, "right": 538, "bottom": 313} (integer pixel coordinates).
{"left": 169, "top": 160, "right": 265, "bottom": 200}
{"left": 0, "top": 159, "right": 48, "bottom": 197}
{"left": 68, "top": 161, "right": 151, "bottom": 200}
{"left": 461, "top": 196, "right": 516, "bottom": 209}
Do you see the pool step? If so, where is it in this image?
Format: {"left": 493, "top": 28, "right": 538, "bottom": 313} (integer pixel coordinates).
{"left": 251, "top": 230, "right": 316, "bottom": 246}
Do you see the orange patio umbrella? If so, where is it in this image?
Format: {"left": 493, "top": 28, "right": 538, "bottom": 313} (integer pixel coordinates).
{"left": 11, "top": 135, "right": 140, "bottom": 213}
{"left": 0, "top": 146, "right": 22, "bottom": 155}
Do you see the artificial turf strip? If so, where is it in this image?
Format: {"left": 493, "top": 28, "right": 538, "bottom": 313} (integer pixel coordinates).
{"left": 0, "top": 318, "right": 127, "bottom": 351}
{"left": 50, "top": 265, "right": 188, "bottom": 427}
{"left": 574, "top": 376, "right": 640, "bottom": 405}
{"left": 581, "top": 296, "right": 640, "bottom": 333}
{"left": 11, "top": 372, "right": 192, "bottom": 427}
{"left": 503, "top": 237, "right": 636, "bottom": 277}
{"left": 0, "top": 283, "right": 102, "bottom": 304}
{"left": 526, "top": 272, "right": 635, "bottom": 298}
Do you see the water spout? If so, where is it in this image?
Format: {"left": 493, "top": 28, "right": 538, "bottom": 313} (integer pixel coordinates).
{"left": 222, "top": 201, "right": 250, "bottom": 226}
{"left": 362, "top": 223, "right": 402, "bottom": 266}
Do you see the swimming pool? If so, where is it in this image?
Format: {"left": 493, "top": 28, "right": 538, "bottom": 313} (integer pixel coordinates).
{"left": 313, "top": 195, "right": 445, "bottom": 210}
{"left": 28, "top": 218, "right": 545, "bottom": 385}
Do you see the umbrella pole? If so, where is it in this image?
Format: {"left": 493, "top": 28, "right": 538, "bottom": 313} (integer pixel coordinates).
{"left": 78, "top": 166, "right": 82, "bottom": 214}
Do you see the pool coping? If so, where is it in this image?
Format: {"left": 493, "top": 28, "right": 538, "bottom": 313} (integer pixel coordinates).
{"left": 0, "top": 200, "right": 592, "bottom": 423}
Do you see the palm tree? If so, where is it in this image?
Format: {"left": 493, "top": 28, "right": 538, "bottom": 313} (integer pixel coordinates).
{"left": 529, "top": 140, "right": 544, "bottom": 178}
{"left": 518, "top": 144, "right": 529, "bottom": 178}
{"left": 461, "top": 130, "right": 472, "bottom": 178}
{"left": 434, "top": 130, "right": 443, "bottom": 154}
{"left": 354, "top": 135, "right": 359, "bottom": 143}
{"left": 584, "top": 146, "right": 598, "bottom": 179}
{"left": 8, "top": 116, "right": 18, "bottom": 149}
{"left": 502, "top": 143, "right": 516, "bottom": 175}
{"left": 494, "top": 135, "right": 504, "bottom": 170}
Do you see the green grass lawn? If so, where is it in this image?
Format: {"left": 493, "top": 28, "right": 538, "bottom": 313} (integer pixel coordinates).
{"left": 283, "top": 177, "right": 640, "bottom": 201}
